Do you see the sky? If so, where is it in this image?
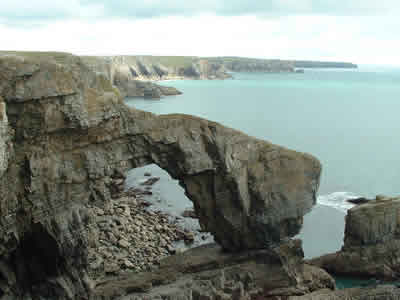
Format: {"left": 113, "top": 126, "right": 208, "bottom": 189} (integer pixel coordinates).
{"left": 0, "top": 1, "right": 399, "bottom": 65}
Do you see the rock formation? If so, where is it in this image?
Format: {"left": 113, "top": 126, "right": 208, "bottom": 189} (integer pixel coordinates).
{"left": 0, "top": 53, "right": 325, "bottom": 299}
{"left": 92, "top": 241, "right": 335, "bottom": 300}
{"left": 310, "top": 195, "right": 400, "bottom": 280}
{"left": 82, "top": 56, "right": 232, "bottom": 99}
{"left": 112, "top": 67, "right": 182, "bottom": 99}
{"left": 81, "top": 56, "right": 232, "bottom": 83}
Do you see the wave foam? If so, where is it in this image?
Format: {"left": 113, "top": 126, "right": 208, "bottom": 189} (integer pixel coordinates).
{"left": 317, "top": 192, "right": 361, "bottom": 213}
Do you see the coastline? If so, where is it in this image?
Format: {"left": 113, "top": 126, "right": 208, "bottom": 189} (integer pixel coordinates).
{"left": 3, "top": 52, "right": 400, "bottom": 299}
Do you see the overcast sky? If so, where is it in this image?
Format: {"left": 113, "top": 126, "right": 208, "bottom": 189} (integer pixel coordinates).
{"left": 1, "top": 0, "right": 399, "bottom": 65}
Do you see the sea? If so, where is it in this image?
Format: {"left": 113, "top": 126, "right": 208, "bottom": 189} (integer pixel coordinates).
{"left": 124, "top": 66, "right": 400, "bottom": 277}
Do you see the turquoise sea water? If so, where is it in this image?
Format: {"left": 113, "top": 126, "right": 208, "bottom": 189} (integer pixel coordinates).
{"left": 125, "top": 67, "right": 400, "bottom": 260}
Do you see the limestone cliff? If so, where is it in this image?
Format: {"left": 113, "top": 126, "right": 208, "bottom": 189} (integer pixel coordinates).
{"left": 310, "top": 196, "right": 400, "bottom": 280}
{"left": 80, "top": 56, "right": 300, "bottom": 99}
{"left": 81, "top": 56, "right": 232, "bottom": 82}
{"left": 0, "top": 53, "right": 324, "bottom": 299}
{"left": 81, "top": 56, "right": 182, "bottom": 99}
{"left": 81, "top": 56, "right": 230, "bottom": 99}
{"left": 80, "top": 55, "right": 358, "bottom": 100}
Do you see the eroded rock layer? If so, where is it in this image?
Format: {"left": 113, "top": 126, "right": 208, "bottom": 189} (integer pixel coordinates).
{"left": 92, "top": 241, "right": 335, "bottom": 300}
{"left": 0, "top": 53, "right": 321, "bottom": 298}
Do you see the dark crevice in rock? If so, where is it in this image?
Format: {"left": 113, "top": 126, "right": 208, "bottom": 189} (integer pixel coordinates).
{"left": 12, "top": 223, "right": 62, "bottom": 287}
{"left": 129, "top": 67, "right": 138, "bottom": 78}
{"left": 136, "top": 61, "right": 151, "bottom": 77}
{"left": 152, "top": 65, "right": 168, "bottom": 78}
{"left": 4, "top": 220, "right": 74, "bottom": 300}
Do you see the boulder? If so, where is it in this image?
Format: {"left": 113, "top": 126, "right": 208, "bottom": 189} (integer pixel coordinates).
{"left": 140, "top": 177, "right": 160, "bottom": 186}
{"left": 346, "top": 197, "right": 369, "bottom": 205}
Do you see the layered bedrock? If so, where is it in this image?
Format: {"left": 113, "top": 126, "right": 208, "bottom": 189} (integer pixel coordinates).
{"left": 0, "top": 53, "right": 321, "bottom": 298}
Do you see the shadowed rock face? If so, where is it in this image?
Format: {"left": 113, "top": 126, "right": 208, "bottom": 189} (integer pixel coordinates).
{"left": 0, "top": 54, "right": 321, "bottom": 298}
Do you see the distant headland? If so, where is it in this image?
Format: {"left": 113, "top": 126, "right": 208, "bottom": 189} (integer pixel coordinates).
{"left": 0, "top": 51, "right": 358, "bottom": 100}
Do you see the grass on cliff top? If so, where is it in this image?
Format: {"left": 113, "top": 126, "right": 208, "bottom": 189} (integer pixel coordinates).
{"left": 139, "top": 56, "right": 196, "bottom": 68}
{"left": 82, "top": 55, "right": 197, "bottom": 68}
{"left": 205, "top": 56, "right": 290, "bottom": 63}
{"left": 80, "top": 56, "right": 106, "bottom": 65}
{"left": 0, "top": 51, "right": 75, "bottom": 65}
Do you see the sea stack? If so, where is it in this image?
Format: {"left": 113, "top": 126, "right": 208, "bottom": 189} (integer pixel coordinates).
{"left": 310, "top": 195, "right": 400, "bottom": 279}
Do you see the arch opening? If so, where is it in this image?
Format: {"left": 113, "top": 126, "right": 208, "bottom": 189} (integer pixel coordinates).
{"left": 297, "top": 204, "right": 346, "bottom": 259}
{"left": 124, "top": 163, "right": 214, "bottom": 250}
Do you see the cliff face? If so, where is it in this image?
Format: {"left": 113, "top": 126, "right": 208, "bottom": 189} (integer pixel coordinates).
{"left": 310, "top": 196, "right": 400, "bottom": 280}
{"left": 0, "top": 53, "right": 324, "bottom": 299}
{"left": 81, "top": 56, "right": 300, "bottom": 99}
{"left": 81, "top": 56, "right": 232, "bottom": 82}
{"left": 81, "top": 56, "right": 231, "bottom": 99}
{"left": 0, "top": 53, "right": 120, "bottom": 299}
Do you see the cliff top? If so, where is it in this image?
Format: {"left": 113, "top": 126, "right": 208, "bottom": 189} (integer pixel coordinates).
{"left": 81, "top": 54, "right": 357, "bottom": 69}
{"left": 0, "top": 51, "right": 76, "bottom": 64}
{"left": 81, "top": 55, "right": 197, "bottom": 69}
{"left": 0, "top": 51, "right": 357, "bottom": 69}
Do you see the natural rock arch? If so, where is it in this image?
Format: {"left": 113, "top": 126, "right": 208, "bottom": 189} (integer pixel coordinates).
{"left": 0, "top": 54, "right": 321, "bottom": 299}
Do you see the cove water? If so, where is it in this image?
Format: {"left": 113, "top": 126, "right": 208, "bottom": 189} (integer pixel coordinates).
{"left": 125, "top": 67, "right": 400, "bottom": 261}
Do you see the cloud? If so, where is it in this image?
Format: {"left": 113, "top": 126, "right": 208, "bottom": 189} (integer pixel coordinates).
{"left": 1, "top": 15, "right": 399, "bottom": 66}
{"left": 1, "top": 1, "right": 399, "bottom": 66}
{"left": 0, "top": 0, "right": 103, "bottom": 24}
{"left": 84, "top": 0, "right": 400, "bottom": 18}
{"left": 0, "top": 0, "right": 399, "bottom": 25}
